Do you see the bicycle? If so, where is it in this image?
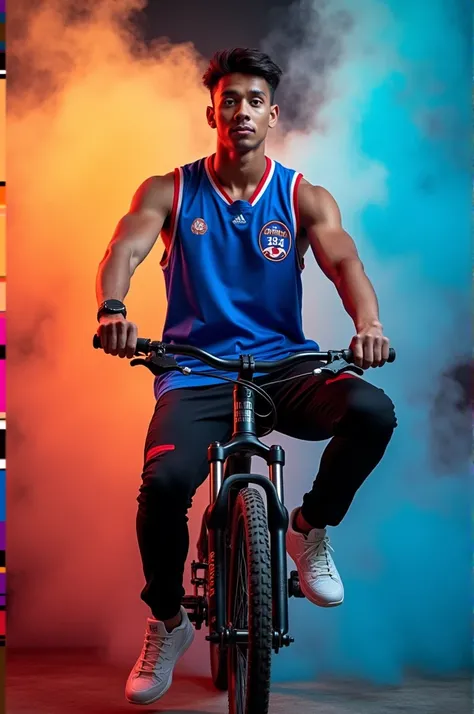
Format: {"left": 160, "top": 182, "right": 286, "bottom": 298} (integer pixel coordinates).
{"left": 93, "top": 334, "right": 395, "bottom": 714}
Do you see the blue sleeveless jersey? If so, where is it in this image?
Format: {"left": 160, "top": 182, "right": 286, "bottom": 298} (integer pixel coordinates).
{"left": 154, "top": 154, "right": 319, "bottom": 400}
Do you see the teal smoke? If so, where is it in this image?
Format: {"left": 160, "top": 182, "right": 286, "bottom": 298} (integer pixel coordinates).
{"left": 268, "top": 0, "right": 471, "bottom": 684}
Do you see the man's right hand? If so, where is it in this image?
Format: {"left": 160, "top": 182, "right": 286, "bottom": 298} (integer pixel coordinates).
{"left": 97, "top": 315, "right": 138, "bottom": 358}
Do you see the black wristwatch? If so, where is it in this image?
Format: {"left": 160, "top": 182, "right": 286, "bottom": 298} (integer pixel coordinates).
{"left": 97, "top": 299, "right": 127, "bottom": 322}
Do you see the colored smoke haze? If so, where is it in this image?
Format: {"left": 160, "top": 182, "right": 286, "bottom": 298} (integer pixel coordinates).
{"left": 7, "top": 0, "right": 470, "bottom": 684}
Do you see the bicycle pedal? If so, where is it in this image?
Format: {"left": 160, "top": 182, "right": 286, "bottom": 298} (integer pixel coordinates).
{"left": 191, "top": 578, "right": 207, "bottom": 587}
{"left": 288, "top": 570, "right": 305, "bottom": 598}
{"left": 182, "top": 595, "right": 208, "bottom": 629}
{"left": 190, "top": 561, "right": 208, "bottom": 587}
{"left": 191, "top": 560, "right": 208, "bottom": 571}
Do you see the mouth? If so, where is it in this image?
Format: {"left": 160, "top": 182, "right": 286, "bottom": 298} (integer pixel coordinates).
{"left": 231, "top": 125, "right": 254, "bottom": 136}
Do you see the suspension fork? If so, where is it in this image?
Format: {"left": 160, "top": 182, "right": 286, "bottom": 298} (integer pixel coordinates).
{"left": 206, "top": 446, "right": 290, "bottom": 648}
{"left": 206, "top": 451, "right": 251, "bottom": 637}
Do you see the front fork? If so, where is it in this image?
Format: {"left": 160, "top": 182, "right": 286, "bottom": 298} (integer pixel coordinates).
{"left": 206, "top": 442, "right": 293, "bottom": 651}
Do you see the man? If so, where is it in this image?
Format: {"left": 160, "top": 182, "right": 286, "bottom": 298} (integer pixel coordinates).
{"left": 96, "top": 48, "right": 396, "bottom": 705}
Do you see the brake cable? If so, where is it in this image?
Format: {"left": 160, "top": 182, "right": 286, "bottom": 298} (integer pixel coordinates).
{"left": 194, "top": 368, "right": 319, "bottom": 436}
{"left": 195, "top": 369, "right": 278, "bottom": 435}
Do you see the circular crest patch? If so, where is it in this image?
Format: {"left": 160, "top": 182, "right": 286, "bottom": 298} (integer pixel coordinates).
{"left": 258, "top": 221, "right": 292, "bottom": 261}
{"left": 191, "top": 217, "right": 208, "bottom": 235}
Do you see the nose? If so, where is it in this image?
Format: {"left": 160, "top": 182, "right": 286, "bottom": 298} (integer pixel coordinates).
{"left": 233, "top": 101, "right": 250, "bottom": 122}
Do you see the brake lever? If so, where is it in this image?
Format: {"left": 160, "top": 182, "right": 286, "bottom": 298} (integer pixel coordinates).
{"left": 130, "top": 352, "right": 191, "bottom": 377}
{"left": 317, "top": 358, "right": 364, "bottom": 378}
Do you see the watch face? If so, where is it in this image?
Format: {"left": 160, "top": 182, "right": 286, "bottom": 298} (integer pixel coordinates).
{"left": 104, "top": 300, "right": 124, "bottom": 311}
{"left": 98, "top": 300, "right": 126, "bottom": 321}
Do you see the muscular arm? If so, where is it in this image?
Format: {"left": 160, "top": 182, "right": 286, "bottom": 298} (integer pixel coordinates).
{"left": 95, "top": 173, "right": 174, "bottom": 358}
{"left": 96, "top": 173, "right": 174, "bottom": 304}
{"left": 298, "top": 180, "right": 390, "bottom": 367}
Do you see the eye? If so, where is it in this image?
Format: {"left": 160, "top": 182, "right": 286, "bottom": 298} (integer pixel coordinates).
{"left": 251, "top": 99, "right": 263, "bottom": 106}
{"left": 223, "top": 98, "right": 235, "bottom": 106}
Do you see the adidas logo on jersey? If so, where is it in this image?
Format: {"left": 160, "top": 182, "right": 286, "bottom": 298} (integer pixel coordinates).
{"left": 232, "top": 214, "right": 247, "bottom": 225}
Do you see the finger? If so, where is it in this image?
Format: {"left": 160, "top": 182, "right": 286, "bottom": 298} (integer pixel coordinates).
{"left": 351, "top": 335, "right": 364, "bottom": 368}
{"left": 98, "top": 324, "right": 112, "bottom": 354}
{"left": 96, "top": 326, "right": 106, "bottom": 353}
{"left": 108, "top": 324, "right": 119, "bottom": 356}
{"left": 381, "top": 337, "right": 390, "bottom": 363}
{"left": 362, "top": 338, "right": 374, "bottom": 370}
{"left": 116, "top": 321, "right": 128, "bottom": 358}
{"left": 126, "top": 323, "right": 138, "bottom": 359}
{"left": 373, "top": 336, "right": 383, "bottom": 367}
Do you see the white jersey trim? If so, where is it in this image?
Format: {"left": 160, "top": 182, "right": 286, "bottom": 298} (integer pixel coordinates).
{"left": 205, "top": 155, "right": 275, "bottom": 206}
{"left": 290, "top": 170, "right": 299, "bottom": 238}
{"left": 251, "top": 159, "right": 275, "bottom": 206}
{"left": 204, "top": 156, "right": 231, "bottom": 205}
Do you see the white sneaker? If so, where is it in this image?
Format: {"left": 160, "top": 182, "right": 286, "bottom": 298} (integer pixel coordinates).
{"left": 286, "top": 508, "right": 344, "bottom": 607}
{"left": 125, "top": 606, "right": 195, "bottom": 705}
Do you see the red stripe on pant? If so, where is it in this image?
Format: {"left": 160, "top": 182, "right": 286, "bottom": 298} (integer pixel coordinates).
{"left": 146, "top": 444, "right": 176, "bottom": 463}
{"left": 324, "top": 372, "right": 359, "bottom": 385}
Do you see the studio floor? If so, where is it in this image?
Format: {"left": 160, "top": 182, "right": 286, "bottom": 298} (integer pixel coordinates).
{"left": 6, "top": 649, "right": 471, "bottom": 714}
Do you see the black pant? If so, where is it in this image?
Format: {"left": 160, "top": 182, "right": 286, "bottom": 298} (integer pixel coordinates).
{"left": 136, "top": 360, "right": 397, "bottom": 620}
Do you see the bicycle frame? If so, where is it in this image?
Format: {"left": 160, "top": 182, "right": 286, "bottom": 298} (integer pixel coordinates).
{"left": 205, "top": 359, "right": 292, "bottom": 652}
{"left": 92, "top": 333, "right": 394, "bottom": 661}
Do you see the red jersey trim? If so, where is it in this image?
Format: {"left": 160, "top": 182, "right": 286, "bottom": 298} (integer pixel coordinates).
{"left": 291, "top": 172, "right": 305, "bottom": 271}
{"left": 160, "top": 167, "right": 183, "bottom": 269}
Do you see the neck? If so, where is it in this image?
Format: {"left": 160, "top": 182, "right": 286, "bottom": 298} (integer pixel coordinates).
{"left": 213, "top": 144, "right": 267, "bottom": 194}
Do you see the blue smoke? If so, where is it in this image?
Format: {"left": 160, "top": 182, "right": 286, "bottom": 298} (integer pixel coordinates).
{"left": 269, "top": 0, "right": 471, "bottom": 683}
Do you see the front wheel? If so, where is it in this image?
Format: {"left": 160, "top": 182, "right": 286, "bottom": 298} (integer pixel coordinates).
{"left": 228, "top": 486, "right": 273, "bottom": 714}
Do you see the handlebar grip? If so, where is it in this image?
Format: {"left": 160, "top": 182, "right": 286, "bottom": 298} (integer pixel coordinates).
{"left": 92, "top": 334, "right": 151, "bottom": 354}
{"left": 343, "top": 347, "right": 396, "bottom": 363}
{"left": 135, "top": 338, "right": 152, "bottom": 354}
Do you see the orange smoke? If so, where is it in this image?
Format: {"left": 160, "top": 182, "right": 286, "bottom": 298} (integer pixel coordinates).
{"left": 8, "top": 0, "right": 215, "bottom": 669}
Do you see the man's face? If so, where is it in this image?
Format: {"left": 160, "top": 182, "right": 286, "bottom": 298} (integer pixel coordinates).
{"left": 207, "top": 73, "right": 279, "bottom": 153}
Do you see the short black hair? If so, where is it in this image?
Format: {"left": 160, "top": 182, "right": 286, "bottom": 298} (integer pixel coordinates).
{"left": 202, "top": 48, "right": 283, "bottom": 102}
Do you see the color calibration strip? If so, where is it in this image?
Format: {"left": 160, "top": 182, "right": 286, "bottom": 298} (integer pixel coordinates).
{"left": 0, "top": 0, "right": 5, "bottom": 656}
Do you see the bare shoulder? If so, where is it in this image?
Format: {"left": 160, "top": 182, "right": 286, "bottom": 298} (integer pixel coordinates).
{"left": 130, "top": 172, "right": 175, "bottom": 216}
{"left": 298, "top": 178, "right": 341, "bottom": 227}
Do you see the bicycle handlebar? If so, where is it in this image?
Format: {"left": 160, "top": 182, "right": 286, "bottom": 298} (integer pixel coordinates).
{"left": 92, "top": 334, "right": 396, "bottom": 372}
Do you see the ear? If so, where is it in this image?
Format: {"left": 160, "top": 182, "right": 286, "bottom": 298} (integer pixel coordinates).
{"left": 206, "top": 105, "right": 216, "bottom": 129}
{"left": 268, "top": 103, "right": 279, "bottom": 129}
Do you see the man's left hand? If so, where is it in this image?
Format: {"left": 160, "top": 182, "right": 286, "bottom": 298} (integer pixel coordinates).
{"left": 350, "top": 321, "right": 390, "bottom": 369}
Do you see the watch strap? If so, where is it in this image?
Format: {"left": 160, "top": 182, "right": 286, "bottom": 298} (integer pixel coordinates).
{"left": 97, "top": 299, "right": 127, "bottom": 322}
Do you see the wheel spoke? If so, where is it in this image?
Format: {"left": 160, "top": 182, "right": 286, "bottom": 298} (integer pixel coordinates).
{"left": 237, "top": 646, "right": 246, "bottom": 710}
{"left": 235, "top": 532, "right": 248, "bottom": 627}
{"left": 233, "top": 518, "right": 248, "bottom": 712}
